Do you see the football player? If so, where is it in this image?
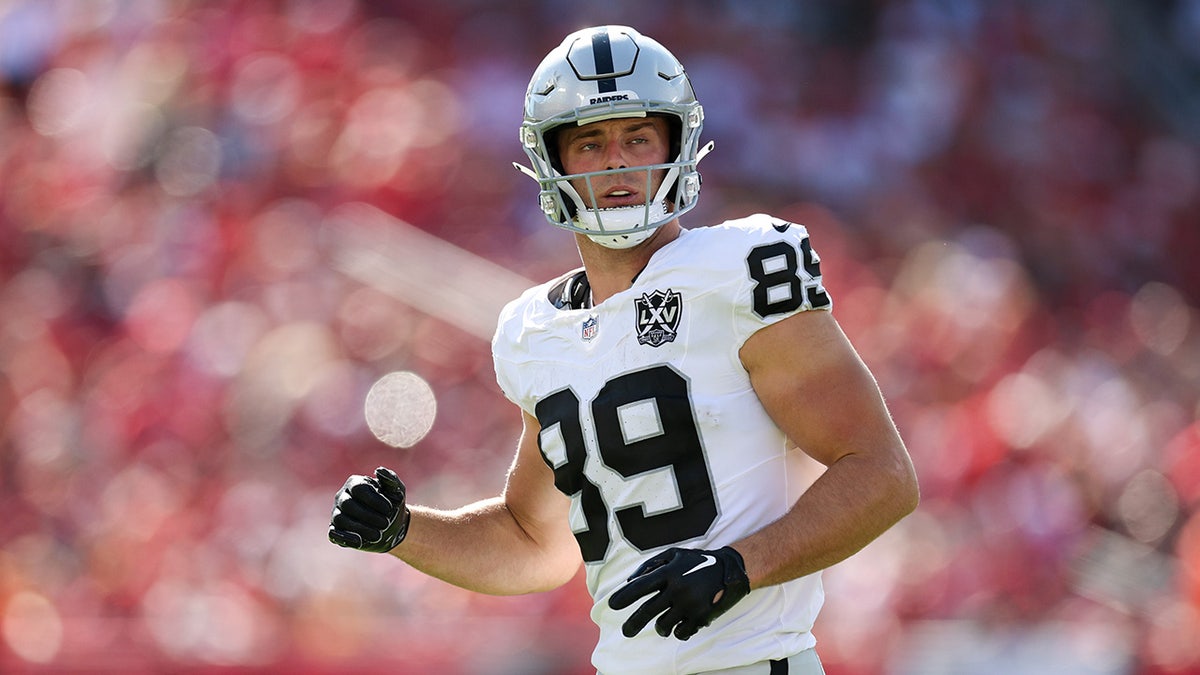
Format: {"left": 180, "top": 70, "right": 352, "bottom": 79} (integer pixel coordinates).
{"left": 330, "top": 25, "right": 918, "bottom": 675}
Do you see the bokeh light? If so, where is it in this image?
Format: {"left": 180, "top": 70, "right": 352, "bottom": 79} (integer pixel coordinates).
{"left": 364, "top": 370, "right": 437, "bottom": 449}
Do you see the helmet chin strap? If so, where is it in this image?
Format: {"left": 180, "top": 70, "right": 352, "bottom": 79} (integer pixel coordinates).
{"left": 574, "top": 202, "right": 668, "bottom": 248}
{"left": 568, "top": 165, "right": 680, "bottom": 249}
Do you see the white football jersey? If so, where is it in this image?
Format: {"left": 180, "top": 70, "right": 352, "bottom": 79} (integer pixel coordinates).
{"left": 493, "top": 214, "right": 832, "bottom": 674}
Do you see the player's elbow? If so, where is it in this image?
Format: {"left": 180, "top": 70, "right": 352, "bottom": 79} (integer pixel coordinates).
{"left": 509, "top": 545, "right": 581, "bottom": 595}
{"left": 888, "top": 448, "right": 920, "bottom": 520}
{"left": 541, "top": 540, "right": 585, "bottom": 591}
{"left": 532, "top": 563, "right": 582, "bottom": 594}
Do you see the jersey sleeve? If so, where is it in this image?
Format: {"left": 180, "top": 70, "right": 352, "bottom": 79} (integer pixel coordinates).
{"left": 491, "top": 286, "right": 541, "bottom": 416}
{"left": 725, "top": 213, "right": 833, "bottom": 348}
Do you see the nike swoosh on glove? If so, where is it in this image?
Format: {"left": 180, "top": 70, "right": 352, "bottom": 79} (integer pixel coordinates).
{"left": 607, "top": 546, "right": 751, "bottom": 640}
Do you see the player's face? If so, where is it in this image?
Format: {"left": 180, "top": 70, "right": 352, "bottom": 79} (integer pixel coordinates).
{"left": 556, "top": 116, "right": 671, "bottom": 210}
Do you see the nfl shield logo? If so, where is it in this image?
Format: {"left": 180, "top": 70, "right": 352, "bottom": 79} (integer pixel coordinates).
{"left": 581, "top": 315, "right": 598, "bottom": 341}
{"left": 635, "top": 289, "right": 682, "bottom": 348}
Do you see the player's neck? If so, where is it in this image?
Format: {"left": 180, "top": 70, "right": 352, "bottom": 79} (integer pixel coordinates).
{"left": 576, "top": 220, "right": 681, "bottom": 305}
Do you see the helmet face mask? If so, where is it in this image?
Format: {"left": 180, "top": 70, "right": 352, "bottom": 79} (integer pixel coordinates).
{"left": 516, "top": 26, "right": 711, "bottom": 249}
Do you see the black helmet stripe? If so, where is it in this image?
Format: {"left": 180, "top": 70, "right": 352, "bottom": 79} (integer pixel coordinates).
{"left": 591, "top": 30, "right": 618, "bottom": 93}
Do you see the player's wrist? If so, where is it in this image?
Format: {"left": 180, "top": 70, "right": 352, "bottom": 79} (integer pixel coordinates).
{"left": 715, "top": 546, "right": 750, "bottom": 597}
{"left": 387, "top": 505, "right": 412, "bottom": 550}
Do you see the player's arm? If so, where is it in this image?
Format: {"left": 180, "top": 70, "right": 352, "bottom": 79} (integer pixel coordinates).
{"left": 330, "top": 410, "right": 582, "bottom": 595}
{"left": 734, "top": 308, "right": 919, "bottom": 588}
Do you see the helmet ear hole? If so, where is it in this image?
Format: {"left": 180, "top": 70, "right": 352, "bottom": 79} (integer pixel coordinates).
{"left": 544, "top": 127, "right": 565, "bottom": 174}
{"left": 558, "top": 187, "right": 578, "bottom": 218}
{"left": 651, "top": 113, "right": 683, "bottom": 202}
{"left": 542, "top": 127, "right": 577, "bottom": 218}
{"left": 653, "top": 113, "right": 682, "bottom": 162}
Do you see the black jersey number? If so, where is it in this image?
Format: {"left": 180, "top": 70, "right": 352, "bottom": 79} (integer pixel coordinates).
{"left": 534, "top": 365, "right": 718, "bottom": 563}
{"left": 747, "top": 236, "right": 830, "bottom": 318}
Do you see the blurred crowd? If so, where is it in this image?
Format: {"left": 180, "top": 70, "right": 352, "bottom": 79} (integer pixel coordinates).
{"left": 1, "top": 1, "right": 1198, "bottom": 673}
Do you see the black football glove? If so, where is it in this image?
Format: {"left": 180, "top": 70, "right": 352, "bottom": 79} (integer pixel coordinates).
{"left": 607, "top": 546, "right": 751, "bottom": 641}
{"left": 328, "top": 467, "right": 411, "bottom": 553}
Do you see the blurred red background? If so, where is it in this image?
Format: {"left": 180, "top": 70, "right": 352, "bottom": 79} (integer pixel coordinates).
{"left": 1, "top": 1, "right": 1198, "bottom": 673}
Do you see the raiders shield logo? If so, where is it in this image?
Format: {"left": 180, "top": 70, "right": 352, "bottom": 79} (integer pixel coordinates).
{"left": 635, "top": 289, "right": 682, "bottom": 347}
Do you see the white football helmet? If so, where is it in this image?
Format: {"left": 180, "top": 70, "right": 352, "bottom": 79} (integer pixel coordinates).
{"left": 515, "top": 25, "right": 713, "bottom": 248}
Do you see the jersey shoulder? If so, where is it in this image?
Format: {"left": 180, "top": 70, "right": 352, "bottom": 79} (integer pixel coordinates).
{"left": 698, "top": 212, "right": 813, "bottom": 246}
{"left": 678, "top": 213, "right": 830, "bottom": 294}
{"left": 491, "top": 265, "right": 589, "bottom": 379}
{"left": 671, "top": 214, "right": 816, "bottom": 273}
{"left": 666, "top": 213, "right": 833, "bottom": 326}
{"left": 494, "top": 269, "right": 566, "bottom": 339}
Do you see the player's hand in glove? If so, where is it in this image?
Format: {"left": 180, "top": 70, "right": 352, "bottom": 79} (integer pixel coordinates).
{"left": 608, "top": 546, "right": 751, "bottom": 640}
{"left": 328, "top": 467, "right": 411, "bottom": 553}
